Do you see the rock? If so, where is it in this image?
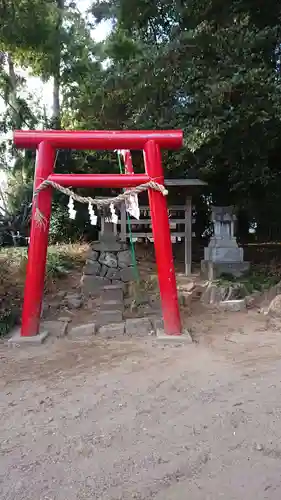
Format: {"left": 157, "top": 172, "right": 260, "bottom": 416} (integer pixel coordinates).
{"left": 200, "top": 283, "right": 234, "bottom": 305}
{"left": 58, "top": 316, "right": 72, "bottom": 323}
{"left": 41, "top": 320, "right": 68, "bottom": 338}
{"left": 81, "top": 275, "right": 110, "bottom": 296}
{"left": 65, "top": 293, "right": 82, "bottom": 309}
{"left": 48, "top": 299, "right": 62, "bottom": 309}
{"left": 100, "top": 300, "right": 124, "bottom": 312}
{"left": 99, "top": 252, "right": 118, "bottom": 268}
{"left": 98, "top": 322, "right": 125, "bottom": 338}
{"left": 100, "top": 264, "right": 109, "bottom": 278}
{"left": 201, "top": 284, "right": 219, "bottom": 305}
{"left": 69, "top": 323, "right": 97, "bottom": 338}
{"left": 111, "top": 280, "right": 125, "bottom": 287}
{"left": 120, "top": 266, "right": 136, "bottom": 282}
{"left": 152, "top": 317, "right": 164, "bottom": 331}
{"left": 84, "top": 260, "right": 101, "bottom": 276}
{"left": 104, "top": 283, "right": 124, "bottom": 291}
{"left": 267, "top": 294, "right": 281, "bottom": 317}
{"left": 200, "top": 283, "right": 211, "bottom": 304}
{"left": 245, "top": 295, "right": 255, "bottom": 308}
{"left": 219, "top": 299, "right": 246, "bottom": 312}
{"left": 118, "top": 250, "right": 132, "bottom": 268}
{"left": 125, "top": 318, "right": 153, "bottom": 336}
{"left": 96, "top": 310, "right": 123, "bottom": 326}
{"left": 102, "top": 288, "right": 123, "bottom": 302}
{"left": 178, "top": 292, "right": 193, "bottom": 307}
{"left": 179, "top": 281, "right": 195, "bottom": 293}
{"left": 87, "top": 250, "right": 99, "bottom": 261}
{"left": 106, "top": 268, "right": 120, "bottom": 280}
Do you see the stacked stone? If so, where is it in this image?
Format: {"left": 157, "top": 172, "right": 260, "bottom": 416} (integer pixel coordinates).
{"left": 81, "top": 234, "right": 136, "bottom": 296}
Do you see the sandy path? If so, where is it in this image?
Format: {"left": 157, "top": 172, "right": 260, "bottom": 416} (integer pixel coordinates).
{"left": 1, "top": 309, "right": 281, "bottom": 499}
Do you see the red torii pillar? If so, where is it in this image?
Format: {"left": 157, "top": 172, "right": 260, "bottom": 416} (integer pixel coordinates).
{"left": 13, "top": 130, "right": 183, "bottom": 339}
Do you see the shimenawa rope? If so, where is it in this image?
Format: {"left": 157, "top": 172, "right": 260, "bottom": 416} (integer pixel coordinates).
{"left": 33, "top": 178, "right": 168, "bottom": 227}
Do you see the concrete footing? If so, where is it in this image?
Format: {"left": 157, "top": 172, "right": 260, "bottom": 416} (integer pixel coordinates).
{"left": 8, "top": 329, "right": 49, "bottom": 347}
{"left": 156, "top": 330, "right": 193, "bottom": 344}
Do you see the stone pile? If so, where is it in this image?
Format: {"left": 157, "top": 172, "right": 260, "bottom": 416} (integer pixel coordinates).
{"left": 81, "top": 232, "right": 136, "bottom": 297}
{"left": 79, "top": 224, "right": 139, "bottom": 331}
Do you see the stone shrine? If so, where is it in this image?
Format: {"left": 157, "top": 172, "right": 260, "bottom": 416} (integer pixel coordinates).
{"left": 81, "top": 219, "right": 136, "bottom": 297}
{"left": 201, "top": 206, "right": 249, "bottom": 280}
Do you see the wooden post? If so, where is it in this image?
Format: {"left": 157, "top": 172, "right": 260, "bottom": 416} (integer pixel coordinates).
{"left": 184, "top": 196, "right": 192, "bottom": 275}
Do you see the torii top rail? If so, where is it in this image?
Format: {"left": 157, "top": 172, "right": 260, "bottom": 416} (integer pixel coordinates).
{"left": 13, "top": 129, "right": 183, "bottom": 338}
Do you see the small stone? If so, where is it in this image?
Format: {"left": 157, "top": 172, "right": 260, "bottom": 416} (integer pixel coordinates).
{"left": 125, "top": 318, "right": 152, "bottom": 336}
{"left": 152, "top": 317, "right": 164, "bottom": 331}
{"left": 100, "top": 300, "right": 124, "bottom": 312}
{"left": 88, "top": 250, "right": 99, "bottom": 261}
{"left": 99, "top": 252, "right": 118, "bottom": 268}
{"left": 81, "top": 276, "right": 110, "bottom": 296}
{"left": 106, "top": 268, "right": 120, "bottom": 280}
{"left": 118, "top": 250, "right": 132, "bottom": 268}
{"left": 104, "top": 283, "right": 124, "bottom": 291}
{"left": 102, "top": 288, "right": 123, "bottom": 302}
{"left": 58, "top": 316, "right": 72, "bottom": 323}
{"left": 41, "top": 321, "right": 68, "bottom": 338}
{"left": 182, "top": 282, "right": 196, "bottom": 293}
{"left": 48, "top": 300, "right": 61, "bottom": 309}
{"left": 100, "top": 264, "right": 109, "bottom": 278}
{"left": 111, "top": 280, "right": 125, "bottom": 288}
{"left": 96, "top": 310, "right": 123, "bottom": 326}
{"left": 220, "top": 299, "right": 246, "bottom": 312}
{"left": 69, "top": 323, "right": 97, "bottom": 338}
{"left": 210, "top": 285, "right": 223, "bottom": 305}
{"left": 98, "top": 322, "right": 125, "bottom": 338}
{"left": 84, "top": 260, "right": 101, "bottom": 276}
{"left": 120, "top": 266, "right": 136, "bottom": 282}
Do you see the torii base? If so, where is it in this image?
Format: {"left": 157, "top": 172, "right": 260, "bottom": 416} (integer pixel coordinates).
{"left": 8, "top": 329, "right": 49, "bottom": 347}
{"left": 156, "top": 329, "right": 193, "bottom": 344}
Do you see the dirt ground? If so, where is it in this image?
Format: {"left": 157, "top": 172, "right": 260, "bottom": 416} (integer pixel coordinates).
{"left": 1, "top": 305, "right": 281, "bottom": 500}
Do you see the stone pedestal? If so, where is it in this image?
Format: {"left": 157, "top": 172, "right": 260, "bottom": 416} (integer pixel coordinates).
{"left": 81, "top": 222, "right": 136, "bottom": 296}
{"left": 201, "top": 206, "right": 249, "bottom": 280}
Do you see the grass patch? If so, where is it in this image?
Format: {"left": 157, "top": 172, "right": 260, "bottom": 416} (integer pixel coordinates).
{"left": 217, "top": 263, "right": 281, "bottom": 295}
{"left": 0, "top": 243, "right": 88, "bottom": 336}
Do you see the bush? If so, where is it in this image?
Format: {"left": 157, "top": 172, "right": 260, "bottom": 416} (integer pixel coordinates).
{"left": 0, "top": 244, "right": 87, "bottom": 336}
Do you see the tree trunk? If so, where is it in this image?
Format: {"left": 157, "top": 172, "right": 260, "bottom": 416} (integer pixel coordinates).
{"left": 52, "top": 0, "right": 65, "bottom": 128}
{"left": 7, "top": 53, "right": 20, "bottom": 127}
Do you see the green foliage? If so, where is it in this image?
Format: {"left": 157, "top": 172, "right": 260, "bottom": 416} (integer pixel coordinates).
{"left": 217, "top": 265, "right": 281, "bottom": 294}
{"left": 87, "top": 0, "right": 281, "bottom": 238}
{"left": 0, "top": 0, "right": 56, "bottom": 57}
{"left": 49, "top": 197, "right": 99, "bottom": 243}
{"left": 2, "top": 0, "right": 281, "bottom": 241}
{"left": 0, "top": 244, "right": 85, "bottom": 335}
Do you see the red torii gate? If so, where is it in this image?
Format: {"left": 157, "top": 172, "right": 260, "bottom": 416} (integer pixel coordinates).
{"left": 13, "top": 129, "right": 183, "bottom": 338}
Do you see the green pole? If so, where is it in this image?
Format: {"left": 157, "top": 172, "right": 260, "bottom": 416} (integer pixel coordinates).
{"left": 116, "top": 152, "right": 140, "bottom": 283}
